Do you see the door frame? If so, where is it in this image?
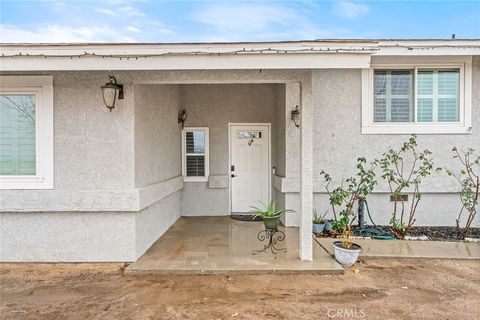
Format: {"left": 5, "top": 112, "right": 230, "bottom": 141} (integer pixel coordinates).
{"left": 228, "top": 122, "right": 272, "bottom": 214}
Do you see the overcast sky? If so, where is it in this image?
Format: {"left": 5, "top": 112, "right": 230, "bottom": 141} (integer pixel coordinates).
{"left": 0, "top": 0, "right": 479, "bottom": 43}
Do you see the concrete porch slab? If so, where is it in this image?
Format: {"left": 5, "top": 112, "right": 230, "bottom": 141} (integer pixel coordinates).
{"left": 315, "top": 237, "right": 480, "bottom": 260}
{"left": 125, "top": 217, "right": 343, "bottom": 275}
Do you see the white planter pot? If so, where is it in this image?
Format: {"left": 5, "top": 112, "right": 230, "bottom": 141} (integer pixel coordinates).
{"left": 333, "top": 241, "right": 362, "bottom": 267}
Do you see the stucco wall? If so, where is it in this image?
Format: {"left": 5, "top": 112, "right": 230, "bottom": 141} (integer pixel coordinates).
{"left": 3, "top": 60, "right": 476, "bottom": 262}
{"left": 135, "top": 191, "right": 182, "bottom": 258}
{"left": 132, "top": 83, "right": 184, "bottom": 256}
{"left": 276, "top": 56, "right": 479, "bottom": 227}
{"left": 180, "top": 83, "right": 284, "bottom": 216}
{"left": 0, "top": 69, "right": 310, "bottom": 261}
{"left": 0, "top": 211, "right": 136, "bottom": 262}
{"left": 134, "top": 84, "right": 182, "bottom": 187}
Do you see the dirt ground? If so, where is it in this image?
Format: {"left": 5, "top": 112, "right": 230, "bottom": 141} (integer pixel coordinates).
{"left": 1, "top": 258, "right": 479, "bottom": 320}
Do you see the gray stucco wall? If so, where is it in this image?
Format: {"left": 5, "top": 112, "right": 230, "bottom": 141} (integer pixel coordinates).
{"left": 0, "top": 69, "right": 309, "bottom": 262}
{"left": 132, "top": 84, "right": 183, "bottom": 258}
{"left": 1, "top": 59, "right": 477, "bottom": 262}
{"left": 134, "top": 84, "right": 182, "bottom": 187}
{"left": 0, "top": 211, "right": 136, "bottom": 262}
{"left": 301, "top": 57, "right": 480, "bottom": 227}
{"left": 180, "top": 83, "right": 284, "bottom": 216}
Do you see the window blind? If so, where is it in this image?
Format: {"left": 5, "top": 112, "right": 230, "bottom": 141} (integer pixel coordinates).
{"left": 0, "top": 94, "right": 36, "bottom": 175}
{"left": 185, "top": 131, "right": 205, "bottom": 177}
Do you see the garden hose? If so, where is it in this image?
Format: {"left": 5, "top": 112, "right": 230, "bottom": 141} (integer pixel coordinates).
{"left": 354, "top": 200, "right": 396, "bottom": 240}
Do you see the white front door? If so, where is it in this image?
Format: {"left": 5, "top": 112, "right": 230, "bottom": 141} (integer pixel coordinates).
{"left": 230, "top": 124, "right": 270, "bottom": 213}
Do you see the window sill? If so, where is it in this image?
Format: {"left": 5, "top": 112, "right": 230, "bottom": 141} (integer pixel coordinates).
{"left": 362, "top": 124, "right": 472, "bottom": 135}
{"left": 0, "top": 176, "right": 53, "bottom": 190}
{"left": 183, "top": 177, "right": 208, "bottom": 182}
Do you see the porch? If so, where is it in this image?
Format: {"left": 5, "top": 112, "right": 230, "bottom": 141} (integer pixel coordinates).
{"left": 125, "top": 217, "right": 343, "bottom": 275}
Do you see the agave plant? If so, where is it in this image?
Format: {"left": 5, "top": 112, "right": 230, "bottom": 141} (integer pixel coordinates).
{"left": 250, "top": 200, "right": 295, "bottom": 220}
{"left": 313, "top": 209, "right": 328, "bottom": 224}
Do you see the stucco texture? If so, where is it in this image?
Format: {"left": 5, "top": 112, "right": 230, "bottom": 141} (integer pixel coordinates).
{"left": 1, "top": 60, "right": 478, "bottom": 262}
{"left": 134, "top": 84, "right": 182, "bottom": 187}
{"left": 306, "top": 57, "right": 480, "bottom": 227}
{"left": 180, "top": 83, "right": 285, "bottom": 216}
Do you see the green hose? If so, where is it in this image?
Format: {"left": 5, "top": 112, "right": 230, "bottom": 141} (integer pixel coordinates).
{"left": 354, "top": 200, "right": 396, "bottom": 240}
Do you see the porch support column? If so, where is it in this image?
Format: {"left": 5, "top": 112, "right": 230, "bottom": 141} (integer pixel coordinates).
{"left": 299, "top": 80, "right": 313, "bottom": 261}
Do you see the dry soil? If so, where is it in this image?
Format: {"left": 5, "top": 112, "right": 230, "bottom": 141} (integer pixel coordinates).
{"left": 0, "top": 258, "right": 479, "bottom": 320}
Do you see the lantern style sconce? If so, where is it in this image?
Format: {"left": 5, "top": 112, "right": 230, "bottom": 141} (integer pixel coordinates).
{"left": 178, "top": 110, "right": 187, "bottom": 129}
{"left": 291, "top": 105, "right": 300, "bottom": 128}
{"left": 101, "top": 75, "right": 124, "bottom": 111}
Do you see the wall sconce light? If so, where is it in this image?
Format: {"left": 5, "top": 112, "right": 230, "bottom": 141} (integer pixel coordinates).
{"left": 178, "top": 110, "right": 187, "bottom": 129}
{"left": 291, "top": 105, "right": 300, "bottom": 128}
{"left": 101, "top": 75, "right": 124, "bottom": 111}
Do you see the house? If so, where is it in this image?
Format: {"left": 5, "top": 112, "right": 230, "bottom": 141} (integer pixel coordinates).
{"left": 0, "top": 39, "right": 478, "bottom": 263}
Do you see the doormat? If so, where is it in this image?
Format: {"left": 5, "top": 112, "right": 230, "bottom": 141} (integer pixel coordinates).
{"left": 230, "top": 214, "right": 263, "bottom": 222}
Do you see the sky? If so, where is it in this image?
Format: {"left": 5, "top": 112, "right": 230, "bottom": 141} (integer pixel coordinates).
{"left": 0, "top": 0, "right": 479, "bottom": 43}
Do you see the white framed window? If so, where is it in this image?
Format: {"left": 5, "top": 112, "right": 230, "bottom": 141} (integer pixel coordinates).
{"left": 181, "top": 127, "right": 209, "bottom": 182}
{"left": 0, "top": 76, "right": 53, "bottom": 189}
{"left": 362, "top": 57, "right": 472, "bottom": 134}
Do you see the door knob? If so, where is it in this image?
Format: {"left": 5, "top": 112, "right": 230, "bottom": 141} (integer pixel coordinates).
{"left": 231, "top": 174, "right": 237, "bottom": 178}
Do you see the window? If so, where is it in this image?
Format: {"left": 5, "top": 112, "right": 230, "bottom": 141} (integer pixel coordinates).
{"left": 182, "top": 128, "right": 209, "bottom": 181}
{"left": 373, "top": 70, "right": 413, "bottom": 122}
{"left": 237, "top": 130, "right": 262, "bottom": 139}
{"left": 362, "top": 58, "right": 472, "bottom": 134}
{"left": 0, "top": 76, "right": 53, "bottom": 189}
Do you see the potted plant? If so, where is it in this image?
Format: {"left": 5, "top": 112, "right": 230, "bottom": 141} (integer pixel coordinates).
{"left": 250, "top": 200, "right": 295, "bottom": 231}
{"left": 312, "top": 209, "right": 328, "bottom": 234}
{"left": 333, "top": 210, "right": 362, "bottom": 267}
{"left": 324, "top": 219, "right": 334, "bottom": 232}
{"left": 321, "top": 157, "right": 377, "bottom": 267}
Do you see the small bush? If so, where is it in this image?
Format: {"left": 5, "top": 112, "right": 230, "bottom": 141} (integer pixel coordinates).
{"left": 376, "top": 135, "right": 439, "bottom": 239}
{"left": 321, "top": 157, "right": 377, "bottom": 248}
{"left": 446, "top": 147, "right": 479, "bottom": 239}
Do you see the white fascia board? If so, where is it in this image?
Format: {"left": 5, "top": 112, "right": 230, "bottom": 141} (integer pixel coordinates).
{"left": 0, "top": 53, "right": 372, "bottom": 71}
{"left": 376, "top": 40, "right": 480, "bottom": 56}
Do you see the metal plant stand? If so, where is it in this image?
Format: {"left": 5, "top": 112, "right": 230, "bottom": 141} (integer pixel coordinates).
{"left": 252, "top": 229, "right": 287, "bottom": 256}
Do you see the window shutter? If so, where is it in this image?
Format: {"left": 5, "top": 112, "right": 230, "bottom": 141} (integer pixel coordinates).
{"left": 437, "top": 70, "right": 459, "bottom": 122}
{"left": 417, "top": 69, "right": 459, "bottom": 122}
{"left": 0, "top": 95, "right": 36, "bottom": 176}
{"left": 417, "top": 70, "right": 433, "bottom": 122}
{"left": 374, "top": 70, "right": 413, "bottom": 122}
{"left": 373, "top": 71, "right": 387, "bottom": 122}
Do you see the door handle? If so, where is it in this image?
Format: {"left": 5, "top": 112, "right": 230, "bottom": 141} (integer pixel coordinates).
{"left": 231, "top": 174, "right": 237, "bottom": 178}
